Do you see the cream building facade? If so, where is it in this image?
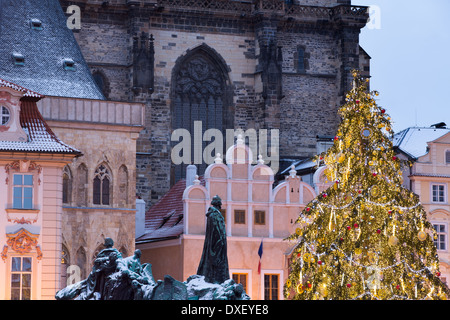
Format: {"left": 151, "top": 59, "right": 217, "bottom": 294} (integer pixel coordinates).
{"left": 394, "top": 125, "right": 450, "bottom": 284}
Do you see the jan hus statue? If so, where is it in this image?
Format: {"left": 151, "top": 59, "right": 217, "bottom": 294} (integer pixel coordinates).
{"left": 197, "top": 195, "right": 229, "bottom": 284}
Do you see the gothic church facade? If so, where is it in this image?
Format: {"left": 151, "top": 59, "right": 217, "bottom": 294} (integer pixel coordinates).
{"left": 60, "top": 0, "right": 370, "bottom": 207}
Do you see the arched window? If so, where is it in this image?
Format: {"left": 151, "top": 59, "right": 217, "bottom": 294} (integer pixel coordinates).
{"left": 93, "top": 164, "right": 111, "bottom": 205}
{"left": 76, "top": 247, "right": 87, "bottom": 280}
{"left": 118, "top": 165, "right": 128, "bottom": 207}
{"left": 171, "top": 44, "right": 233, "bottom": 183}
{"left": 1, "top": 106, "right": 10, "bottom": 125}
{"left": 76, "top": 163, "right": 88, "bottom": 206}
{"left": 60, "top": 244, "right": 70, "bottom": 288}
{"left": 62, "top": 166, "right": 72, "bottom": 204}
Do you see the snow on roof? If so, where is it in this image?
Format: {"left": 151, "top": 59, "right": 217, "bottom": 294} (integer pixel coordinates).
{"left": 0, "top": 0, "right": 105, "bottom": 100}
{"left": 393, "top": 126, "right": 450, "bottom": 159}
{"left": 136, "top": 179, "right": 188, "bottom": 243}
{"left": 0, "top": 79, "right": 80, "bottom": 154}
{"left": 0, "top": 78, "right": 44, "bottom": 98}
{"left": 280, "top": 158, "right": 316, "bottom": 175}
{"left": 136, "top": 177, "right": 206, "bottom": 243}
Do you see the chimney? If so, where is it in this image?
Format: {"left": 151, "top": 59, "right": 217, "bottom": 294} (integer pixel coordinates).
{"left": 135, "top": 198, "right": 146, "bottom": 239}
{"left": 186, "top": 164, "right": 197, "bottom": 187}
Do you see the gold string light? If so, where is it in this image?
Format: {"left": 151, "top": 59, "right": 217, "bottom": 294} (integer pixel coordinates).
{"left": 284, "top": 71, "right": 449, "bottom": 300}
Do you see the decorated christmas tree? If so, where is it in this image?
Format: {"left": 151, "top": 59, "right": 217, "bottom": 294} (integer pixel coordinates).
{"left": 284, "top": 71, "right": 449, "bottom": 300}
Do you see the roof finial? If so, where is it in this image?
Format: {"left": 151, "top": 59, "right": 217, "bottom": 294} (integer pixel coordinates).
{"left": 258, "top": 154, "right": 264, "bottom": 165}
{"left": 214, "top": 153, "right": 223, "bottom": 164}
{"left": 289, "top": 165, "right": 297, "bottom": 177}
{"left": 236, "top": 134, "right": 244, "bottom": 145}
{"left": 193, "top": 175, "right": 200, "bottom": 185}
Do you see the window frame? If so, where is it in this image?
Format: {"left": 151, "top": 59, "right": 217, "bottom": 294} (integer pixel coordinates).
{"left": 433, "top": 222, "right": 447, "bottom": 251}
{"left": 431, "top": 183, "right": 447, "bottom": 204}
{"left": 232, "top": 273, "right": 248, "bottom": 293}
{"left": 263, "top": 273, "right": 280, "bottom": 300}
{"left": 6, "top": 162, "right": 41, "bottom": 212}
{"left": 12, "top": 173, "right": 34, "bottom": 209}
{"left": 62, "top": 165, "right": 72, "bottom": 205}
{"left": 1, "top": 105, "right": 11, "bottom": 125}
{"left": 12, "top": 53, "right": 25, "bottom": 66}
{"left": 254, "top": 210, "right": 266, "bottom": 225}
{"left": 10, "top": 256, "right": 33, "bottom": 300}
{"left": 93, "top": 164, "right": 112, "bottom": 206}
{"left": 230, "top": 268, "right": 252, "bottom": 297}
{"left": 234, "top": 209, "right": 246, "bottom": 224}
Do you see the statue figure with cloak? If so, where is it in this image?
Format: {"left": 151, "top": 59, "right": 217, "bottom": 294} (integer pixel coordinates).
{"left": 83, "top": 237, "right": 123, "bottom": 299}
{"left": 196, "top": 195, "right": 229, "bottom": 284}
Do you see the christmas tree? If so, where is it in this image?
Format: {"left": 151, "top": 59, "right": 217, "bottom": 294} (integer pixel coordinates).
{"left": 284, "top": 71, "right": 449, "bottom": 300}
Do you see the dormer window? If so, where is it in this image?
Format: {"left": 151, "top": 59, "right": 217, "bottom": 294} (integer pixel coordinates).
{"left": 63, "top": 59, "right": 75, "bottom": 71}
{"left": 1, "top": 106, "right": 10, "bottom": 125}
{"left": 12, "top": 53, "right": 24, "bottom": 66}
{"left": 30, "top": 19, "right": 43, "bottom": 30}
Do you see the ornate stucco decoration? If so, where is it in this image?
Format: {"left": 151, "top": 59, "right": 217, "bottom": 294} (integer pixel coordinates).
{"left": 3, "top": 228, "right": 42, "bottom": 261}
{"left": 5, "top": 160, "right": 42, "bottom": 185}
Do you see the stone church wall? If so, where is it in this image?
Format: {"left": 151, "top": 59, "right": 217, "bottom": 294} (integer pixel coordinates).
{"left": 59, "top": 0, "right": 369, "bottom": 207}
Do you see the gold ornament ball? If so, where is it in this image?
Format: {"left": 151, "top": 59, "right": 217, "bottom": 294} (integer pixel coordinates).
{"left": 388, "top": 235, "right": 398, "bottom": 246}
{"left": 418, "top": 231, "right": 427, "bottom": 242}
{"left": 303, "top": 253, "right": 312, "bottom": 263}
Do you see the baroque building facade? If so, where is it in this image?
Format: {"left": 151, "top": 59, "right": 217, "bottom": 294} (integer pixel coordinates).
{"left": 0, "top": 79, "right": 79, "bottom": 299}
{"left": 394, "top": 124, "right": 450, "bottom": 285}
{"left": 0, "top": 0, "right": 144, "bottom": 295}
{"left": 59, "top": 0, "right": 371, "bottom": 208}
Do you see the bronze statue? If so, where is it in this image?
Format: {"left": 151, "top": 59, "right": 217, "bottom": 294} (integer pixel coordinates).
{"left": 56, "top": 238, "right": 155, "bottom": 300}
{"left": 84, "top": 237, "right": 123, "bottom": 299}
{"left": 197, "top": 195, "right": 229, "bottom": 284}
{"left": 56, "top": 221, "right": 248, "bottom": 299}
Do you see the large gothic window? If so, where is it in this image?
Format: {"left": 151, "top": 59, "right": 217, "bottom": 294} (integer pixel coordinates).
{"left": 172, "top": 45, "right": 233, "bottom": 182}
{"left": 62, "top": 165, "right": 72, "bottom": 204}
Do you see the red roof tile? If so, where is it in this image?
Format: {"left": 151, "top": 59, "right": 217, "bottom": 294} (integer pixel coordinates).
{"left": 0, "top": 78, "right": 44, "bottom": 98}
{"left": 0, "top": 78, "right": 80, "bottom": 154}
{"left": 136, "top": 177, "right": 205, "bottom": 243}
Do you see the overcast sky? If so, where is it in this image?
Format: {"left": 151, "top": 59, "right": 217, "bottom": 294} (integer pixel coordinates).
{"left": 356, "top": 0, "right": 450, "bottom": 133}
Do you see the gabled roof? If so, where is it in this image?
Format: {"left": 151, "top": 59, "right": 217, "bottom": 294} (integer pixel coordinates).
{"left": 136, "top": 177, "right": 205, "bottom": 244}
{"left": 0, "top": 79, "right": 81, "bottom": 155}
{"left": 0, "top": 0, "right": 105, "bottom": 100}
{"left": 393, "top": 126, "right": 450, "bottom": 160}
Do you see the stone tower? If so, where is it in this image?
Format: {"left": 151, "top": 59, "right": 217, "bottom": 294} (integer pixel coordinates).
{"left": 58, "top": 0, "right": 370, "bottom": 207}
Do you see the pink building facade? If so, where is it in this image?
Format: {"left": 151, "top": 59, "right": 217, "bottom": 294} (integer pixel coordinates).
{"left": 0, "top": 79, "right": 79, "bottom": 299}
{"left": 137, "top": 137, "right": 317, "bottom": 299}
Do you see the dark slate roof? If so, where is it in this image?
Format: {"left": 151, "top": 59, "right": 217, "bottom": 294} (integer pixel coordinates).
{"left": 0, "top": 79, "right": 81, "bottom": 154}
{"left": 0, "top": 0, "right": 105, "bottom": 100}
{"left": 136, "top": 177, "right": 205, "bottom": 244}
